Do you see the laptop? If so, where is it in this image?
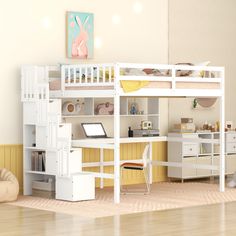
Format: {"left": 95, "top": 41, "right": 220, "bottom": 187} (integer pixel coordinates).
{"left": 81, "top": 123, "right": 109, "bottom": 138}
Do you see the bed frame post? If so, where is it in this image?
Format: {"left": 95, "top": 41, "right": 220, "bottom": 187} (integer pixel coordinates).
{"left": 219, "top": 68, "right": 225, "bottom": 192}
{"left": 114, "top": 63, "right": 120, "bottom": 204}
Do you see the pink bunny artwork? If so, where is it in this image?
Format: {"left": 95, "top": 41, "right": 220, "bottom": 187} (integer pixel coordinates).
{"left": 71, "top": 16, "right": 90, "bottom": 59}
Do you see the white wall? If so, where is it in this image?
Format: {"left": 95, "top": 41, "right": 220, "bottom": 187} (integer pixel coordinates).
{"left": 0, "top": 0, "right": 168, "bottom": 144}
{"left": 168, "top": 0, "right": 236, "bottom": 129}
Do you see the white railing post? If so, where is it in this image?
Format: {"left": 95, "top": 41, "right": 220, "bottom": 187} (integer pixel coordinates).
{"left": 220, "top": 68, "right": 225, "bottom": 192}
{"left": 61, "top": 66, "right": 65, "bottom": 93}
{"left": 100, "top": 148, "right": 104, "bottom": 189}
{"left": 148, "top": 142, "right": 152, "bottom": 184}
{"left": 114, "top": 63, "right": 120, "bottom": 204}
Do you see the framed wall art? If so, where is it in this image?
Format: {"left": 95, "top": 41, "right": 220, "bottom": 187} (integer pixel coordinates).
{"left": 67, "top": 11, "right": 94, "bottom": 59}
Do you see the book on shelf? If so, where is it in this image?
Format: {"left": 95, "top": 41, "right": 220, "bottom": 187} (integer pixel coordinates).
{"left": 38, "top": 153, "right": 43, "bottom": 172}
{"left": 31, "top": 151, "right": 45, "bottom": 172}
{"left": 42, "top": 152, "right": 46, "bottom": 172}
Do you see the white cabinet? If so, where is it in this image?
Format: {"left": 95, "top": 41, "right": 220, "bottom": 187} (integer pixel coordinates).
{"left": 168, "top": 132, "right": 236, "bottom": 180}
{"left": 56, "top": 173, "right": 95, "bottom": 201}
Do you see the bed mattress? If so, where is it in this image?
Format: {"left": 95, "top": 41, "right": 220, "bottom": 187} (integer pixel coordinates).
{"left": 49, "top": 80, "right": 220, "bottom": 91}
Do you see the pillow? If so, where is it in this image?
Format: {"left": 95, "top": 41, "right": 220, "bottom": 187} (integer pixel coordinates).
{"left": 175, "top": 63, "right": 194, "bottom": 76}
{"left": 142, "top": 68, "right": 164, "bottom": 76}
{"left": 166, "top": 63, "right": 194, "bottom": 77}
{"left": 191, "top": 61, "right": 211, "bottom": 77}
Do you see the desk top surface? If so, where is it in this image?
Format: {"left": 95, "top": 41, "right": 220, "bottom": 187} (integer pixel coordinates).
{"left": 72, "top": 136, "right": 167, "bottom": 148}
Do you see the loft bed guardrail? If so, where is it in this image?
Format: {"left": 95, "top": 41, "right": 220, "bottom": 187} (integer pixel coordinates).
{"left": 21, "top": 63, "right": 224, "bottom": 101}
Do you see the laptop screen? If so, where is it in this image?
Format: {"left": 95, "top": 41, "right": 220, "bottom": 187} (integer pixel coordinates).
{"left": 81, "top": 123, "right": 107, "bottom": 138}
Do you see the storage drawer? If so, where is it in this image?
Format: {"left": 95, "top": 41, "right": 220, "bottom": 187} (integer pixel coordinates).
{"left": 183, "top": 144, "right": 198, "bottom": 156}
{"left": 196, "top": 156, "right": 212, "bottom": 177}
{"left": 226, "top": 155, "right": 236, "bottom": 174}
{"left": 32, "top": 180, "right": 55, "bottom": 191}
{"left": 226, "top": 133, "right": 236, "bottom": 143}
{"left": 213, "top": 156, "right": 220, "bottom": 175}
{"left": 182, "top": 157, "right": 196, "bottom": 178}
{"left": 226, "top": 143, "right": 236, "bottom": 153}
{"left": 56, "top": 173, "right": 95, "bottom": 201}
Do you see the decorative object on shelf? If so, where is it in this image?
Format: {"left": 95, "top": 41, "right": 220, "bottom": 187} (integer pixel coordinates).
{"left": 181, "top": 118, "right": 193, "bottom": 123}
{"left": 226, "top": 121, "right": 233, "bottom": 130}
{"left": 138, "top": 110, "right": 144, "bottom": 115}
{"left": 62, "top": 101, "right": 75, "bottom": 114}
{"left": 203, "top": 121, "right": 209, "bottom": 130}
{"left": 94, "top": 102, "right": 114, "bottom": 115}
{"left": 128, "top": 127, "right": 133, "bottom": 137}
{"left": 193, "top": 98, "right": 198, "bottom": 108}
{"left": 215, "top": 121, "right": 220, "bottom": 132}
{"left": 62, "top": 100, "right": 84, "bottom": 115}
{"left": 193, "top": 97, "right": 217, "bottom": 109}
{"left": 75, "top": 100, "right": 84, "bottom": 113}
{"left": 129, "top": 102, "right": 138, "bottom": 115}
{"left": 141, "top": 120, "right": 152, "bottom": 130}
{"left": 172, "top": 118, "right": 195, "bottom": 133}
{"left": 67, "top": 11, "right": 94, "bottom": 59}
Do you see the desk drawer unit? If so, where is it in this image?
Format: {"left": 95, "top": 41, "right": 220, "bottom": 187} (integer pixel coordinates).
{"left": 183, "top": 144, "right": 198, "bottom": 156}
{"left": 226, "top": 143, "right": 236, "bottom": 153}
{"left": 226, "top": 133, "right": 236, "bottom": 143}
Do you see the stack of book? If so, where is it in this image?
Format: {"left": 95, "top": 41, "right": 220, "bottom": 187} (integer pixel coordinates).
{"left": 31, "top": 151, "right": 46, "bottom": 172}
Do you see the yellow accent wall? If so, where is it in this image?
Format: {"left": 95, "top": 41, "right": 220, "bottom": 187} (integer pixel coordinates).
{"left": 0, "top": 142, "right": 167, "bottom": 191}
{"left": 0, "top": 145, "right": 23, "bottom": 193}
{"left": 83, "top": 142, "right": 167, "bottom": 187}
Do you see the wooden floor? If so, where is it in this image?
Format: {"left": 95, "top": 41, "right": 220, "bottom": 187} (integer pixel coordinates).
{"left": 1, "top": 202, "right": 236, "bottom": 236}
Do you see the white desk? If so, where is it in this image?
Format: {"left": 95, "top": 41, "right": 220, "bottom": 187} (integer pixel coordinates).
{"left": 72, "top": 136, "right": 167, "bottom": 188}
{"left": 72, "top": 136, "right": 167, "bottom": 148}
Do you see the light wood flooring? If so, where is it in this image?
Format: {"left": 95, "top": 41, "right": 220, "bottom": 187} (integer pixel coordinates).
{"left": 1, "top": 202, "right": 236, "bottom": 236}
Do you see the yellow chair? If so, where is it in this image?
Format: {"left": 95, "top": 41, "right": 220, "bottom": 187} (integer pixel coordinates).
{"left": 120, "top": 144, "right": 150, "bottom": 194}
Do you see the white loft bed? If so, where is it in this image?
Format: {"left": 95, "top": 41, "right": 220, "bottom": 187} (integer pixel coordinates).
{"left": 21, "top": 63, "right": 225, "bottom": 203}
